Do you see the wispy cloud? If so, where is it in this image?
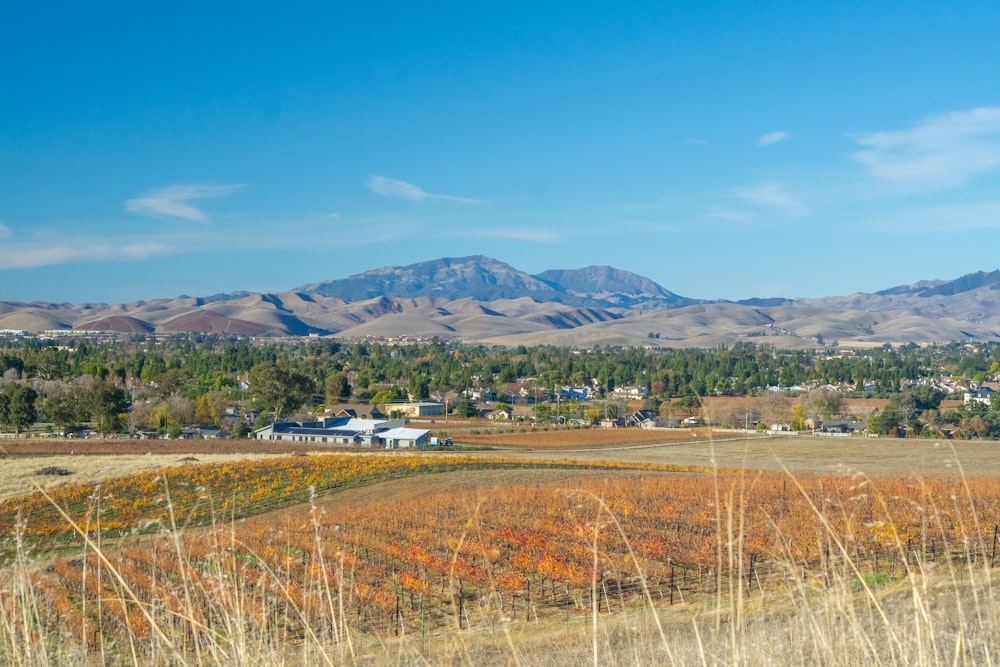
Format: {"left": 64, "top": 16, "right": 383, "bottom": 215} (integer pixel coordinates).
{"left": 733, "top": 181, "right": 808, "bottom": 215}
{"left": 0, "top": 223, "right": 12, "bottom": 240}
{"left": 366, "top": 175, "right": 484, "bottom": 204}
{"left": 707, "top": 208, "right": 752, "bottom": 222}
{"left": 758, "top": 131, "right": 791, "bottom": 147}
{"left": 851, "top": 107, "right": 1000, "bottom": 187}
{"left": 125, "top": 184, "right": 244, "bottom": 223}
{"left": 0, "top": 240, "right": 172, "bottom": 269}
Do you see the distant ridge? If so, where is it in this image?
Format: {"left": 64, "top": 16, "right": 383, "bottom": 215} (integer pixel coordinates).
{"left": 875, "top": 270, "right": 1000, "bottom": 298}
{"left": 298, "top": 255, "right": 696, "bottom": 309}
{"left": 5, "top": 257, "right": 1000, "bottom": 347}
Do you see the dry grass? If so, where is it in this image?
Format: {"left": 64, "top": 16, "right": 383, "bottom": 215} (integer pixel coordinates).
{"left": 0, "top": 453, "right": 291, "bottom": 502}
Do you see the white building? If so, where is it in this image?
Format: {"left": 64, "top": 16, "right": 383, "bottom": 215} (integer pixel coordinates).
{"left": 253, "top": 416, "right": 427, "bottom": 448}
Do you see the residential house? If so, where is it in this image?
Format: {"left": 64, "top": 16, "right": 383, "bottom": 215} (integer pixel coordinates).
{"left": 189, "top": 424, "right": 227, "bottom": 439}
{"left": 626, "top": 410, "right": 658, "bottom": 428}
{"left": 558, "top": 386, "right": 593, "bottom": 401}
{"left": 964, "top": 386, "right": 996, "bottom": 406}
{"left": 816, "top": 420, "right": 867, "bottom": 434}
{"left": 611, "top": 386, "right": 649, "bottom": 399}
{"left": 323, "top": 404, "right": 386, "bottom": 420}
{"left": 487, "top": 407, "right": 513, "bottom": 421}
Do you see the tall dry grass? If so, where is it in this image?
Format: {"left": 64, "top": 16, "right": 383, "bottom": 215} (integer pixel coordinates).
{"left": 3, "top": 447, "right": 1000, "bottom": 666}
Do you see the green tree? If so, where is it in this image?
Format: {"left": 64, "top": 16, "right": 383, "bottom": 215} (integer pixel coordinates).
{"left": 325, "top": 372, "right": 351, "bottom": 404}
{"left": 369, "top": 390, "right": 398, "bottom": 409}
{"left": 87, "top": 381, "right": 130, "bottom": 435}
{"left": 454, "top": 394, "right": 476, "bottom": 418}
{"left": 911, "top": 385, "right": 945, "bottom": 411}
{"left": 157, "top": 368, "right": 190, "bottom": 397}
{"left": 409, "top": 374, "right": 430, "bottom": 401}
{"left": 0, "top": 383, "right": 38, "bottom": 435}
{"left": 249, "top": 362, "right": 316, "bottom": 420}
{"left": 534, "top": 403, "right": 553, "bottom": 421}
{"left": 42, "top": 387, "right": 83, "bottom": 432}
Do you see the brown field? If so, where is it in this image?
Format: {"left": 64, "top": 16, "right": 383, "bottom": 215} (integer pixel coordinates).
{"left": 457, "top": 426, "right": 713, "bottom": 448}
{"left": 465, "top": 432, "right": 1000, "bottom": 477}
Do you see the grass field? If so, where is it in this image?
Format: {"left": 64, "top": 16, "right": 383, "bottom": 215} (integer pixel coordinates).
{"left": 2, "top": 430, "right": 1000, "bottom": 665}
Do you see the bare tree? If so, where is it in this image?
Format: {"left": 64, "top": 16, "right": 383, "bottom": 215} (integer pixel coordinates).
{"left": 804, "top": 388, "right": 843, "bottom": 420}
{"left": 702, "top": 400, "right": 740, "bottom": 428}
{"left": 757, "top": 392, "right": 791, "bottom": 429}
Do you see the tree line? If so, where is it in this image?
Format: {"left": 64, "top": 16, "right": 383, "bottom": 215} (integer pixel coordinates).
{"left": 1, "top": 335, "right": 998, "bottom": 436}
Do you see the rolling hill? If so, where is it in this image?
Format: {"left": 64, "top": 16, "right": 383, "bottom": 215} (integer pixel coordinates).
{"left": 5, "top": 256, "right": 1000, "bottom": 347}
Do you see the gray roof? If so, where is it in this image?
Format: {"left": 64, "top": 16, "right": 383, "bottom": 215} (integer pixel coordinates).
{"left": 277, "top": 426, "right": 361, "bottom": 437}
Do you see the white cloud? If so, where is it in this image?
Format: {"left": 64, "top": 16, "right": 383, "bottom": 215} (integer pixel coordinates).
{"left": 733, "top": 181, "right": 808, "bottom": 215}
{"left": 851, "top": 107, "right": 1000, "bottom": 187}
{"left": 0, "top": 223, "right": 12, "bottom": 240}
{"left": 758, "top": 131, "right": 791, "bottom": 147}
{"left": 125, "top": 184, "right": 244, "bottom": 222}
{"left": 366, "top": 175, "right": 484, "bottom": 204}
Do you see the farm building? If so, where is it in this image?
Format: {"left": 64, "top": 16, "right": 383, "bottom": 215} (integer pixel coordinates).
{"left": 253, "top": 416, "right": 427, "bottom": 448}
{"left": 377, "top": 427, "right": 430, "bottom": 448}
{"left": 386, "top": 402, "right": 445, "bottom": 418}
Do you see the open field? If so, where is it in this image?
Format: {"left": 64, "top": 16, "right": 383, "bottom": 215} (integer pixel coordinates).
{"left": 476, "top": 433, "right": 1000, "bottom": 477}
{"left": 4, "top": 431, "right": 1000, "bottom": 502}
{"left": 457, "top": 426, "right": 713, "bottom": 448}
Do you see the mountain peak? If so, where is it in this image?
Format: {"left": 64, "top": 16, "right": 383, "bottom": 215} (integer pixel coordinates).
{"left": 876, "top": 270, "right": 1000, "bottom": 298}
{"left": 534, "top": 265, "right": 691, "bottom": 307}
{"left": 297, "top": 256, "right": 696, "bottom": 308}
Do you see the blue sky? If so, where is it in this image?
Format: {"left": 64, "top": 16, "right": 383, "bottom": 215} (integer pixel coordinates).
{"left": 2, "top": 2, "right": 1000, "bottom": 303}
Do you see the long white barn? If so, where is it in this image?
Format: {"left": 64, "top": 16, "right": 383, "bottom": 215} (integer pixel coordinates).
{"left": 253, "top": 416, "right": 430, "bottom": 448}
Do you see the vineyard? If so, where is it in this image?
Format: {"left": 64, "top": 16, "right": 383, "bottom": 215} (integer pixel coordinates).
{"left": 0, "top": 454, "right": 714, "bottom": 551}
{"left": 4, "top": 452, "right": 1000, "bottom": 663}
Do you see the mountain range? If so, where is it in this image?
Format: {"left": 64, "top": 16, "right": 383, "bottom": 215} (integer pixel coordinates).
{"left": 4, "top": 256, "right": 1000, "bottom": 348}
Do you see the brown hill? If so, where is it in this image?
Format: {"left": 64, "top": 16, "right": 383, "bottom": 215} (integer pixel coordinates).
{"left": 75, "top": 315, "right": 154, "bottom": 333}
{"left": 159, "top": 309, "right": 274, "bottom": 335}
